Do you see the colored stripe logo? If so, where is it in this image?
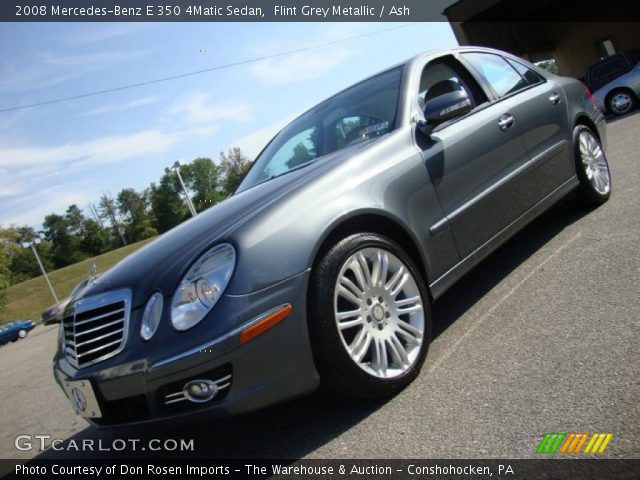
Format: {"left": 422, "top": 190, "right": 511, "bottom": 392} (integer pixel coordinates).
{"left": 537, "top": 433, "right": 612, "bottom": 454}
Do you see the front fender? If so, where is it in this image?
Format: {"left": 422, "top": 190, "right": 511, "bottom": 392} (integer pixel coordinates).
{"left": 226, "top": 130, "right": 451, "bottom": 295}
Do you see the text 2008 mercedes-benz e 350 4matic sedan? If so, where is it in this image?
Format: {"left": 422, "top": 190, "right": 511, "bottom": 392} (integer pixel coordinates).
{"left": 54, "top": 47, "right": 610, "bottom": 426}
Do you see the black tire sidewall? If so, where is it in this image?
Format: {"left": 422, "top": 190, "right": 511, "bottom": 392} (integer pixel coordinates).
{"left": 308, "top": 233, "right": 432, "bottom": 399}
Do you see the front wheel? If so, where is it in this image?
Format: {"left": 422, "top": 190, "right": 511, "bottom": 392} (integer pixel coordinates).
{"left": 308, "top": 233, "right": 431, "bottom": 400}
{"left": 574, "top": 125, "right": 611, "bottom": 207}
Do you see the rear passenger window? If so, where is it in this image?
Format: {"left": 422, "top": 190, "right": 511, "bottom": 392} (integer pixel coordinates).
{"left": 462, "top": 52, "right": 528, "bottom": 98}
{"left": 506, "top": 58, "right": 545, "bottom": 86}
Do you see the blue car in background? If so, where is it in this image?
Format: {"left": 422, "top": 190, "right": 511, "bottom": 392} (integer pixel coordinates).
{"left": 0, "top": 320, "right": 36, "bottom": 345}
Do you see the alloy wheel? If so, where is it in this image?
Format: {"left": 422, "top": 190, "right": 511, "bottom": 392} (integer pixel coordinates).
{"left": 578, "top": 130, "right": 610, "bottom": 195}
{"left": 333, "top": 247, "right": 425, "bottom": 379}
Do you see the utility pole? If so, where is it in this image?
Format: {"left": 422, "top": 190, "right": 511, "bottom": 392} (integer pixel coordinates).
{"left": 23, "top": 240, "right": 59, "bottom": 303}
{"left": 165, "top": 160, "right": 197, "bottom": 217}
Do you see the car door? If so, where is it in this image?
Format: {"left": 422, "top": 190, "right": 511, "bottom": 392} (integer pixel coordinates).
{"left": 415, "top": 55, "right": 536, "bottom": 259}
{"left": 496, "top": 56, "right": 573, "bottom": 199}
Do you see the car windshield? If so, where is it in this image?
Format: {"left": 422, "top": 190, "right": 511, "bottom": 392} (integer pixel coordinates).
{"left": 237, "top": 67, "right": 403, "bottom": 192}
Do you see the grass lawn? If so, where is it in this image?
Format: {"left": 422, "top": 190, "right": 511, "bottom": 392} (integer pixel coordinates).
{"left": 0, "top": 237, "right": 155, "bottom": 323}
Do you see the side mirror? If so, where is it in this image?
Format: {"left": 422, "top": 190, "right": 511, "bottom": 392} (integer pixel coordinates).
{"left": 420, "top": 90, "right": 473, "bottom": 133}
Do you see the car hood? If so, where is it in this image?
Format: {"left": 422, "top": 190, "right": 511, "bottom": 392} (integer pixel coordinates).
{"left": 73, "top": 139, "right": 381, "bottom": 309}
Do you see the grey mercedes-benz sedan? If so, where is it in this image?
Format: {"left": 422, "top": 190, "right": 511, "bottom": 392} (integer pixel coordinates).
{"left": 54, "top": 47, "right": 610, "bottom": 426}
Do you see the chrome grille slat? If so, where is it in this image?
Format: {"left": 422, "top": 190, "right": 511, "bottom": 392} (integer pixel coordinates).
{"left": 75, "top": 318, "right": 124, "bottom": 337}
{"left": 75, "top": 328, "right": 124, "bottom": 348}
{"left": 77, "top": 339, "right": 122, "bottom": 358}
{"left": 74, "top": 308, "right": 125, "bottom": 326}
{"left": 62, "top": 289, "right": 131, "bottom": 369}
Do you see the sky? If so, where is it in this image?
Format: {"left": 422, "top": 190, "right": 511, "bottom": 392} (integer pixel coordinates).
{"left": 0, "top": 22, "right": 457, "bottom": 229}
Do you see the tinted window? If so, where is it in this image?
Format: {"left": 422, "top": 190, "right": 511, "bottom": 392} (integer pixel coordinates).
{"left": 591, "top": 56, "right": 626, "bottom": 81}
{"left": 463, "top": 52, "right": 528, "bottom": 98}
{"left": 238, "top": 67, "right": 402, "bottom": 192}
{"left": 506, "top": 58, "right": 545, "bottom": 86}
{"left": 334, "top": 116, "right": 389, "bottom": 150}
{"left": 263, "top": 126, "right": 319, "bottom": 178}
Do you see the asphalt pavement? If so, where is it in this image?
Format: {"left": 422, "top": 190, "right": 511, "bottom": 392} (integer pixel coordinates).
{"left": 0, "top": 112, "right": 638, "bottom": 461}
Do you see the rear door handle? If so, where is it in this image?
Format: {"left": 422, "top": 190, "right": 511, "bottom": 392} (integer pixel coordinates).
{"left": 549, "top": 92, "right": 561, "bottom": 104}
{"left": 498, "top": 114, "right": 514, "bottom": 131}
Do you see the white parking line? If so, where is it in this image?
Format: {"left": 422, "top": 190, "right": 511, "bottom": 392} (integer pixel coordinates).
{"left": 427, "top": 231, "right": 583, "bottom": 374}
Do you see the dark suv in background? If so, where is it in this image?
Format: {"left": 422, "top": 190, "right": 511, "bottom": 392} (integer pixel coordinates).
{"left": 586, "top": 50, "right": 640, "bottom": 116}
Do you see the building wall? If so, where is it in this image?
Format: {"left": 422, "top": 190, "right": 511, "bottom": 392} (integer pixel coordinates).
{"left": 549, "top": 22, "right": 639, "bottom": 78}
{"left": 450, "top": 21, "right": 639, "bottom": 78}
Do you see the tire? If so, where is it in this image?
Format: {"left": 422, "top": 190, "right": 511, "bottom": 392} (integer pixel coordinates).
{"left": 606, "top": 89, "right": 636, "bottom": 116}
{"left": 18, "top": 329, "right": 28, "bottom": 339}
{"left": 308, "top": 233, "right": 432, "bottom": 400}
{"left": 573, "top": 125, "right": 611, "bottom": 207}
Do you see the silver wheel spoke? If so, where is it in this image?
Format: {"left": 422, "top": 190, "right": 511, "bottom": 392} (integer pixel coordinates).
{"left": 337, "top": 285, "right": 362, "bottom": 307}
{"left": 356, "top": 253, "right": 372, "bottom": 286}
{"left": 338, "top": 316, "right": 364, "bottom": 330}
{"left": 395, "top": 321, "right": 422, "bottom": 345}
{"left": 339, "top": 275, "right": 364, "bottom": 299}
{"left": 350, "top": 258, "right": 367, "bottom": 293}
{"left": 387, "top": 335, "right": 410, "bottom": 367}
{"left": 372, "top": 338, "right": 388, "bottom": 375}
{"left": 390, "top": 273, "right": 409, "bottom": 297}
{"left": 350, "top": 329, "right": 371, "bottom": 362}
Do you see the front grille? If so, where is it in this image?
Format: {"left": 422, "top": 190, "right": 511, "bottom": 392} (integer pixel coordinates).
{"left": 62, "top": 289, "right": 131, "bottom": 368}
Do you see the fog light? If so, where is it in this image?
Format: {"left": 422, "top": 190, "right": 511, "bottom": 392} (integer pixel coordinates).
{"left": 183, "top": 379, "right": 218, "bottom": 403}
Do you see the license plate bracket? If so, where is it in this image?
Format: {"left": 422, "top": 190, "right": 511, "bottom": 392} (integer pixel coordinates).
{"left": 56, "top": 370, "right": 102, "bottom": 418}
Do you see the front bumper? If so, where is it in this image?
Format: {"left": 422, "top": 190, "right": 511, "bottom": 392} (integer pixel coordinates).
{"left": 53, "top": 270, "right": 319, "bottom": 427}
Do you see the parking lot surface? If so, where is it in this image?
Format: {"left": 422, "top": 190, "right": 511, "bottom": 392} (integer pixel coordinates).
{"left": 0, "top": 113, "right": 638, "bottom": 461}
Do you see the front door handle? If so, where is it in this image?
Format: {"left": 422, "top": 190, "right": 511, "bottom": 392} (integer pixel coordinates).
{"left": 498, "top": 114, "right": 514, "bottom": 131}
{"left": 549, "top": 92, "right": 561, "bottom": 104}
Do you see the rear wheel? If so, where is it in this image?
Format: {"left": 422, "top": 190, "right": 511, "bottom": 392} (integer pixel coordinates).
{"left": 308, "top": 233, "right": 431, "bottom": 400}
{"left": 606, "top": 89, "right": 636, "bottom": 116}
{"left": 573, "top": 125, "right": 611, "bottom": 207}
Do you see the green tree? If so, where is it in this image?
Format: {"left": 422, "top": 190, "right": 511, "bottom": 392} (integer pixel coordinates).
{"left": 0, "top": 247, "right": 10, "bottom": 311}
{"left": 42, "top": 213, "right": 85, "bottom": 268}
{"left": 219, "top": 147, "right": 252, "bottom": 196}
{"left": 8, "top": 241, "right": 52, "bottom": 284}
{"left": 80, "top": 219, "right": 110, "bottom": 256}
{"left": 98, "top": 192, "right": 127, "bottom": 247}
{"left": 181, "top": 157, "right": 225, "bottom": 211}
{"left": 149, "top": 175, "right": 188, "bottom": 233}
{"left": 0, "top": 226, "right": 52, "bottom": 284}
{"left": 65, "top": 204, "right": 86, "bottom": 237}
{"left": 116, "top": 188, "right": 157, "bottom": 242}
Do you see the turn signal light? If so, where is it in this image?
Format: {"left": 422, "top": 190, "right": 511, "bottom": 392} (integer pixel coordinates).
{"left": 239, "top": 304, "right": 292, "bottom": 345}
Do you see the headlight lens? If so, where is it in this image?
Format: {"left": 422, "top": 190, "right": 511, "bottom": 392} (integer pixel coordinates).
{"left": 140, "top": 291, "right": 164, "bottom": 341}
{"left": 171, "top": 243, "right": 236, "bottom": 331}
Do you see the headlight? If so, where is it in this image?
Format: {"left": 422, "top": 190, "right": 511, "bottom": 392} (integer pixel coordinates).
{"left": 170, "top": 243, "right": 236, "bottom": 331}
{"left": 140, "top": 291, "right": 163, "bottom": 341}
